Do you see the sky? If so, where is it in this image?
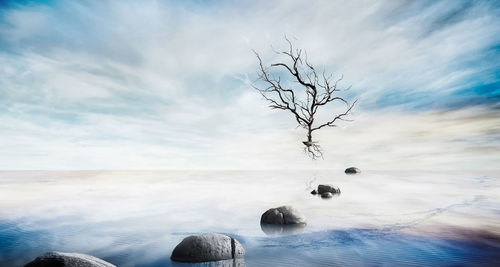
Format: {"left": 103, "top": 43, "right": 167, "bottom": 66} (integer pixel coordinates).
{"left": 0, "top": 0, "right": 499, "bottom": 170}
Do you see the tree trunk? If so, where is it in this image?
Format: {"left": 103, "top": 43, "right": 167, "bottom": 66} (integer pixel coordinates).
{"left": 307, "top": 127, "right": 312, "bottom": 143}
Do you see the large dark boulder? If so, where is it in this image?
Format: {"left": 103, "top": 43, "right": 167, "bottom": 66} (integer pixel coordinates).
{"left": 260, "top": 205, "right": 307, "bottom": 225}
{"left": 24, "top": 252, "right": 115, "bottom": 267}
{"left": 345, "top": 167, "right": 361, "bottom": 174}
{"left": 260, "top": 206, "right": 306, "bottom": 236}
{"left": 317, "top": 184, "right": 341, "bottom": 194}
{"left": 171, "top": 233, "right": 244, "bottom": 263}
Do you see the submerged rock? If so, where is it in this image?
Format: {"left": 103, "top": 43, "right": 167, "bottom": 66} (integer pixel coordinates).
{"left": 345, "top": 167, "right": 361, "bottom": 174}
{"left": 321, "top": 192, "right": 333, "bottom": 198}
{"left": 171, "top": 258, "right": 246, "bottom": 267}
{"left": 260, "top": 222, "right": 306, "bottom": 236}
{"left": 317, "top": 184, "right": 341, "bottom": 194}
{"left": 24, "top": 252, "right": 115, "bottom": 267}
{"left": 260, "top": 205, "right": 307, "bottom": 225}
{"left": 171, "top": 233, "right": 244, "bottom": 263}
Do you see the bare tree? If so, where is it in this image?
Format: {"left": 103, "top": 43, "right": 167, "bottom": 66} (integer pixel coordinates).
{"left": 253, "top": 38, "right": 357, "bottom": 159}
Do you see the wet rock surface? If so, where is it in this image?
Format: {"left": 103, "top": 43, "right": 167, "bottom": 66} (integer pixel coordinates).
{"left": 260, "top": 205, "right": 307, "bottom": 225}
{"left": 24, "top": 252, "right": 116, "bottom": 267}
{"left": 260, "top": 222, "right": 306, "bottom": 236}
{"left": 171, "top": 233, "right": 244, "bottom": 263}
{"left": 171, "top": 258, "right": 246, "bottom": 267}
{"left": 321, "top": 192, "right": 334, "bottom": 198}
{"left": 345, "top": 167, "right": 361, "bottom": 174}
{"left": 317, "top": 184, "right": 341, "bottom": 194}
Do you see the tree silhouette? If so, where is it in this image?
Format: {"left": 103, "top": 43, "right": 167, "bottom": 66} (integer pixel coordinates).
{"left": 253, "top": 38, "right": 357, "bottom": 159}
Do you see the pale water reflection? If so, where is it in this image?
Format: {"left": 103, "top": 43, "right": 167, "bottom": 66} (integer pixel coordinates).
{"left": 260, "top": 223, "right": 306, "bottom": 236}
{"left": 0, "top": 170, "right": 499, "bottom": 266}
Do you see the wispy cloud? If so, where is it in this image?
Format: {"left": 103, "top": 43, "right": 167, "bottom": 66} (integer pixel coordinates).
{"left": 0, "top": 0, "right": 499, "bottom": 169}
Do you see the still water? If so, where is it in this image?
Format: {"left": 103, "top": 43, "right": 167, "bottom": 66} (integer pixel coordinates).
{"left": 0, "top": 170, "right": 499, "bottom": 266}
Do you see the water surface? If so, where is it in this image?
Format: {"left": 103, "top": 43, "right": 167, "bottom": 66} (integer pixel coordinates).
{"left": 0, "top": 170, "right": 499, "bottom": 266}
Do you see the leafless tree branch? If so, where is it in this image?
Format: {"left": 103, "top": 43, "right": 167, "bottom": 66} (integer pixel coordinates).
{"left": 253, "top": 39, "right": 357, "bottom": 159}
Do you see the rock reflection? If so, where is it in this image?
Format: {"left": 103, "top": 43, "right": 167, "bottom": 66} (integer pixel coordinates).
{"left": 171, "top": 258, "right": 245, "bottom": 267}
{"left": 260, "top": 223, "right": 306, "bottom": 236}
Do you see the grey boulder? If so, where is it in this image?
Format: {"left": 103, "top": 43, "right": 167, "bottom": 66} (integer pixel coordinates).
{"left": 317, "top": 184, "right": 341, "bottom": 194}
{"left": 24, "top": 252, "right": 115, "bottom": 267}
{"left": 345, "top": 167, "right": 361, "bottom": 174}
{"left": 171, "top": 233, "right": 244, "bottom": 263}
{"left": 260, "top": 205, "right": 307, "bottom": 225}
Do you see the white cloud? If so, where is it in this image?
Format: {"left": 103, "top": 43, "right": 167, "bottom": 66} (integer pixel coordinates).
{"left": 0, "top": 0, "right": 498, "bottom": 170}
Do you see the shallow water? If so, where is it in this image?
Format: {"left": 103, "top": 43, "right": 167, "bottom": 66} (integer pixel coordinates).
{"left": 0, "top": 170, "right": 499, "bottom": 266}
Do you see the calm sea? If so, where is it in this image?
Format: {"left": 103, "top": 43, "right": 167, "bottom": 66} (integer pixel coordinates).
{"left": 1, "top": 170, "right": 499, "bottom": 266}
